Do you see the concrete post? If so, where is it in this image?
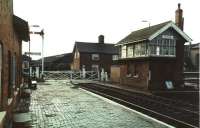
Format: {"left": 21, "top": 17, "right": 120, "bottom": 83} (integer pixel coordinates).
{"left": 30, "top": 67, "right": 32, "bottom": 77}
{"left": 101, "top": 68, "right": 105, "bottom": 81}
{"left": 105, "top": 72, "right": 108, "bottom": 81}
{"left": 82, "top": 67, "right": 86, "bottom": 79}
{"left": 36, "top": 67, "right": 40, "bottom": 78}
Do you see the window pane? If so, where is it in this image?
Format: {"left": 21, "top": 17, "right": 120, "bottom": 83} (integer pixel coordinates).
{"left": 112, "top": 55, "right": 118, "bottom": 60}
{"left": 150, "top": 45, "right": 156, "bottom": 55}
{"left": 92, "top": 54, "right": 100, "bottom": 60}
{"left": 140, "top": 43, "right": 146, "bottom": 56}
{"left": 121, "top": 46, "right": 126, "bottom": 58}
{"left": 156, "top": 46, "right": 160, "bottom": 55}
{"left": 149, "top": 39, "right": 176, "bottom": 56}
{"left": 135, "top": 44, "right": 141, "bottom": 56}
{"left": 127, "top": 45, "right": 133, "bottom": 57}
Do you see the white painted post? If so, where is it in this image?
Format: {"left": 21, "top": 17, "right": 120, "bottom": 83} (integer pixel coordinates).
{"left": 105, "top": 72, "right": 108, "bottom": 81}
{"left": 36, "top": 67, "right": 40, "bottom": 78}
{"left": 82, "top": 67, "right": 86, "bottom": 79}
{"left": 70, "top": 71, "right": 72, "bottom": 80}
{"left": 97, "top": 70, "right": 100, "bottom": 80}
{"left": 30, "top": 67, "right": 32, "bottom": 77}
{"left": 101, "top": 68, "right": 105, "bottom": 81}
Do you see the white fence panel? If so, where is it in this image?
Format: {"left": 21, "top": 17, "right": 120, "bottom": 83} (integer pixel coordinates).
{"left": 43, "top": 71, "right": 99, "bottom": 80}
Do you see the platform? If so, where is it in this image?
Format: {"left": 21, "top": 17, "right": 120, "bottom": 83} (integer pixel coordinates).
{"left": 15, "top": 80, "right": 174, "bottom": 128}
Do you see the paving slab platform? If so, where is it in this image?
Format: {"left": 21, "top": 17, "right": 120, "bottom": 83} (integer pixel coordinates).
{"left": 25, "top": 80, "right": 174, "bottom": 128}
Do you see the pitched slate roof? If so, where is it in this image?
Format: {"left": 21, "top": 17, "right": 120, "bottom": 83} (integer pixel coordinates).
{"left": 36, "top": 53, "right": 72, "bottom": 63}
{"left": 75, "top": 42, "right": 118, "bottom": 54}
{"left": 55, "top": 53, "right": 73, "bottom": 63}
{"left": 117, "top": 21, "right": 172, "bottom": 45}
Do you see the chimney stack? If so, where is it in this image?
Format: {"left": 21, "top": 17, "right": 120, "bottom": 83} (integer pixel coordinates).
{"left": 175, "top": 3, "right": 184, "bottom": 30}
{"left": 98, "top": 35, "right": 104, "bottom": 44}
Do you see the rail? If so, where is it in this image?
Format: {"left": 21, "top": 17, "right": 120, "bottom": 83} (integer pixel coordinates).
{"left": 80, "top": 83, "right": 199, "bottom": 128}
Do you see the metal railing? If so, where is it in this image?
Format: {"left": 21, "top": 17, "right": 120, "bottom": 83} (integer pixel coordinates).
{"left": 183, "top": 72, "right": 199, "bottom": 89}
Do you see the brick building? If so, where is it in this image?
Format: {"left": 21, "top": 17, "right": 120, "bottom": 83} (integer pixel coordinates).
{"left": 71, "top": 35, "right": 119, "bottom": 74}
{"left": 184, "top": 43, "right": 199, "bottom": 71}
{"left": 0, "top": 0, "right": 30, "bottom": 127}
{"left": 34, "top": 53, "right": 73, "bottom": 71}
{"left": 111, "top": 4, "right": 192, "bottom": 90}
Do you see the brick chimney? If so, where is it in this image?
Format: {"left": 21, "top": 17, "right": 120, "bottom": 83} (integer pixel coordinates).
{"left": 98, "top": 35, "right": 104, "bottom": 44}
{"left": 175, "top": 3, "right": 184, "bottom": 30}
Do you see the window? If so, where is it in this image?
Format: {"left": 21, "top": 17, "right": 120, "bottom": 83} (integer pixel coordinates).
{"left": 23, "top": 61, "right": 29, "bottom": 69}
{"left": 92, "top": 54, "right": 100, "bottom": 61}
{"left": 140, "top": 43, "right": 146, "bottom": 56}
{"left": 120, "top": 42, "right": 148, "bottom": 58}
{"left": 127, "top": 45, "right": 133, "bottom": 58}
{"left": 112, "top": 55, "right": 118, "bottom": 60}
{"left": 135, "top": 44, "right": 141, "bottom": 57}
{"left": 169, "top": 40, "right": 176, "bottom": 56}
{"left": 150, "top": 39, "right": 176, "bottom": 56}
{"left": 156, "top": 46, "right": 160, "bottom": 55}
{"left": 91, "top": 65, "right": 99, "bottom": 71}
{"left": 121, "top": 46, "right": 126, "bottom": 58}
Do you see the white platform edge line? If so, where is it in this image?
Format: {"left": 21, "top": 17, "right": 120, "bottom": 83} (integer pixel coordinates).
{"left": 80, "top": 88, "right": 175, "bottom": 128}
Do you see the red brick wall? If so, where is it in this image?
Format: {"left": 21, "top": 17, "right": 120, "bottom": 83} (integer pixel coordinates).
{"left": 80, "top": 53, "right": 114, "bottom": 73}
{"left": 0, "top": 0, "right": 22, "bottom": 122}
{"left": 120, "top": 62, "right": 149, "bottom": 90}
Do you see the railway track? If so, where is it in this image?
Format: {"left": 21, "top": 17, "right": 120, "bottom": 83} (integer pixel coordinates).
{"left": 80, "top": 83, "right": 199, "bottom": 128}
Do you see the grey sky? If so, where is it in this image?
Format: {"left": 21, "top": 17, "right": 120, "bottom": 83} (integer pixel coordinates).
{"left": 13, "top": 0, "right": 200, "bottom": 60}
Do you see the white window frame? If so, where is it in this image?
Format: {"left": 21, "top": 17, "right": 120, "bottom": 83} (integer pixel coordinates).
{"left": 112, "top": 55, "right": 119, "bottom": 60}
{"left": 92, "top": 54, "right": 100, "bottom": 61}
{"left": 150, "top": 39, "right": 176, "bottom": 57}
{"left": 127, "top": 45, "right": 133, "bottom": 58}
{"left": 156, "top": 46, "right": 160, "bottom": 56}
{"left": 121, "top": 45, "right": 127, "bottom": 58}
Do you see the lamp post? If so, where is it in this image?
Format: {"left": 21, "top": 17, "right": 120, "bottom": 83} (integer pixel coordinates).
{"left": 40, "top": 29, "right": 44, "bottom": 77}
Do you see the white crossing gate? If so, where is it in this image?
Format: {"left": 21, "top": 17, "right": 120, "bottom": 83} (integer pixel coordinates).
{"left": 43, "top": 71, "right": 99, "bottom": 80}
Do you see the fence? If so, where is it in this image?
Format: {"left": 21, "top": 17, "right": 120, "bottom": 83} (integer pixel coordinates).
{"left": 43, "top": 71, "right": 99, "bottom": 80}
{"left": 183, "top": 72, "right": 199, "bottom": 83}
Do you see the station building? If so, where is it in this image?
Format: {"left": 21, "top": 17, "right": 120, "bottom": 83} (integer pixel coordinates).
{"left": 71, "top": 35, "right": 118, "bottom": 74}
{"left": 0, "top": 0, "right": 30, "bottom": 127}
{"left": 111, "top": 4, "right": 192, "bottom": 90}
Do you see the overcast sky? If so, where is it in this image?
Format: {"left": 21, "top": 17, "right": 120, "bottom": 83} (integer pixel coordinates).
{"left": 13, "top": 0, "right": 200, "bottom": 60}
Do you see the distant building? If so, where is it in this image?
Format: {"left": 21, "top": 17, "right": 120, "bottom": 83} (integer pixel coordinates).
{"left": 111, "top": 4, "right": 192, "bottom": 90}
{"left": 0, "top": 0, "right": 30, "bottom": 126}
{"left": 22, "top": 54, "right": 32, "bottom": 77}
{"left": 71, "top": 35, "right": 119, "bottom": 74}
{"left": 33, "top": 53, "right": 73, "bottom": 71}
{"left": 184, "top": 43, "right": 199, "bottom": 71}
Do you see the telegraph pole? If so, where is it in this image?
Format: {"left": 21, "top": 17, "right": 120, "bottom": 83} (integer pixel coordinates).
{"left": 40, "top": 29, "right": 44, "bottom": 77}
